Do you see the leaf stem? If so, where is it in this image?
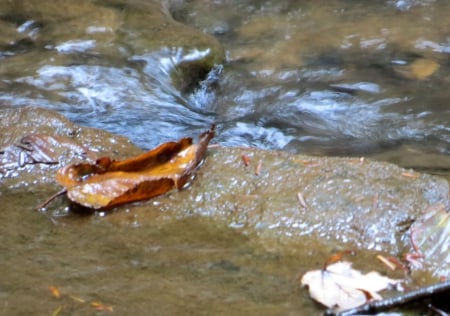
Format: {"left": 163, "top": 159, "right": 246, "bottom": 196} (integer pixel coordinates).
{"left": 34, "top": 189, "right": 67, "bottom": 211}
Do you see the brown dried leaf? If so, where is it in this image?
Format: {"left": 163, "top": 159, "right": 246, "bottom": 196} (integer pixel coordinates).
{"left": 55, "top": 126, "right": 215, "bottom": 210}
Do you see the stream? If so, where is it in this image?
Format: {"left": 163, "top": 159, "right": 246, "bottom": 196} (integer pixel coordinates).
{"left": 0, "top": 0, "right": 449, "bottom": 315}
{"left": 1, "top": 0, "right": 449, "bottom": 176}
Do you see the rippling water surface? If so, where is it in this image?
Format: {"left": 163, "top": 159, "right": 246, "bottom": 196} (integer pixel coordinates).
{"left": 178, "top": 0, "right": 450, "bottom": 174}
{"left": 1, "top": 0, "right": 449, "bottom": 176}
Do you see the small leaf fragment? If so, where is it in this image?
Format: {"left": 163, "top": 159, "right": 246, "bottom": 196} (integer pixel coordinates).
{"left": 91, "top": 301, "right": 114, "bottom": 312}
{"left": 394, "top": 58, "right": 440, "bottom": 80}
{"left": 49, "top": 286, "right": 61, "bottom": 298}
{"left": 410, "top": 58, "right": 439, "bottom": 80}
{"left": 241, "top": 154, "right": 250, "bottom": 167}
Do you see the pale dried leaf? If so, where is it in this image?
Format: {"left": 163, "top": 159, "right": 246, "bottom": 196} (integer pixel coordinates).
{"left": 301, "top": 261, "right": 403, "bottom": 311}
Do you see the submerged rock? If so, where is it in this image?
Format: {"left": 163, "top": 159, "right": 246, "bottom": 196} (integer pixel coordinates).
{"left": 0, "top": 0, "right": 225, "bottom": 93}
{"left": 1, "top": 106, "right": 449, "bottom": 279}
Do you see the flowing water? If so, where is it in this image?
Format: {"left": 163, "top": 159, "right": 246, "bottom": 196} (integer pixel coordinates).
{"left": 1, "top": 0, "right": 449, "bottom": 174}
{"left": 175, "top": 0, "right": 450, "bottom": 177}
{"left": 1, "top": 0, "right": 449, "bottom": 314}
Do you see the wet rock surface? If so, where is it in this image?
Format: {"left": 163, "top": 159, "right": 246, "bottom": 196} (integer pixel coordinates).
{"left": 0, "top": 106, "right": 141, "bottom": 187}
{"left": 1, "top": 107, "right": 448, "bottom": 279}
{"left": 189, "top": 148, "right": 448, "bottom": 253}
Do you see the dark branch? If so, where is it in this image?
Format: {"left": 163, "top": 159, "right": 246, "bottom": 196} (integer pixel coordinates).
{"left": 325, "top": 280, "right": 450, "bottom": 316}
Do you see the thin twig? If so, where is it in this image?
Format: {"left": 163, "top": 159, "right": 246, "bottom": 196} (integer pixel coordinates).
{"left": 297, "top": 192, "right": 308, "bottom": 209}
{"left": 34, "top": 189, "right": 67, "bottom": 211}
{"left": 255, "top": 160, "right": 262, "bottom": 176}
{"left": 376, "top": 254, "right": 396, "bottom": 271}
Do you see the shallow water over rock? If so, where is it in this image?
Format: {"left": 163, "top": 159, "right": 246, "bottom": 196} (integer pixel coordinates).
{"left": 1, "top": 107, "right": 449, "bottom": 315}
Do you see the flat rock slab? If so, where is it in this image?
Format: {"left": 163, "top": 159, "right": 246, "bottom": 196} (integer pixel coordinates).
{"left": 1, "top": 106, "right": 449, "bottom": 278}
{"left": 187, "top": 148, "right": 448, "bottom": 253}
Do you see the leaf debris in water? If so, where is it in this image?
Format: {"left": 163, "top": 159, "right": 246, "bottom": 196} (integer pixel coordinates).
{"left": 41, "top": 126, "right": 215, "bottom": 210}
{"left": 301, "top": 261, "right": 403, "bottom": 311}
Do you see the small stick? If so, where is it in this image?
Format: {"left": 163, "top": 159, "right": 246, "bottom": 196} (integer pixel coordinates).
{"left": 255, "top": 160, "right": 262, "bottom": 176}
{"left": 409, "top": 225, "right": 424, "bottom": 257}
{"left": 297, "top": 192, "right": 308, "bottom": 208}
{"left": 241, "top": 154, "right": 250, "bottom": 167}
{"left": 376, "top": 254, "right": 396, "bottom": 271}
{"left": 385, "top": 256, "right": 409, "bottom": 273}
{"left": 51, "top": 305, "right": 63, "bottom": 316}
{"left": 401, "top": 172, "right": 418, "bottom": 179}
{"left": 69, "top": 295, "right": 86, "bottom": 303}
{"left": 34, "top": 189, "right": 67, "bottom": 211}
